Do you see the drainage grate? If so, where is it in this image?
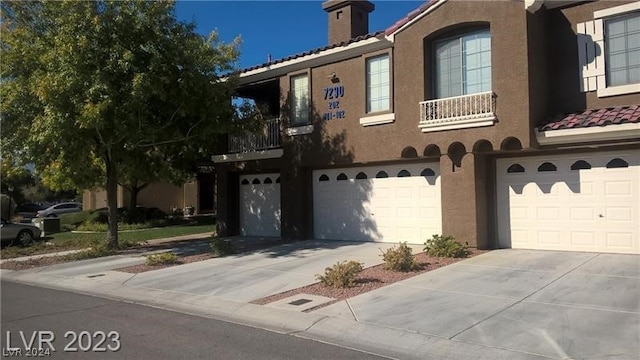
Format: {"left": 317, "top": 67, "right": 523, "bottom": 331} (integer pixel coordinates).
{"left": 288, "top": 298, "right": 312, "bottom": 306}
{"left": 87, "top": 274, "right": 106, "bottom": 278}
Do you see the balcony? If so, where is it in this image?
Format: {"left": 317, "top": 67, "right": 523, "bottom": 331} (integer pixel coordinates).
{"left": 228, "top": 118, "right": 281, "bottom": 153}
{"left": 212, "top": 118, "right": 283, "bottom": 163}
{"left": 418, "top": 91, "right": 497, "bottom": 132}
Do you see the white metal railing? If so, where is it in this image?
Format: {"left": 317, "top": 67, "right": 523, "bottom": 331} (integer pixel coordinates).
{"left": 419, "top": 91, "right": 496, "bottom": 131}
{"left": 228, "top": 118, "right": 281, "bottom": 153}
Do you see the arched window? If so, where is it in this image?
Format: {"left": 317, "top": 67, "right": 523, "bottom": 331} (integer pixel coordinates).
{"left": 337, "top": 173, "right": 348, "bottom": 181}
{"left": 507, "top": 164, "right": 525, "bottom": 173}
{"left": 319, "top": 174, "right": 330, "bottom": 182}
{"left": 241, "top": 179, "right": 250, "bottom": 185}
{"left": 264, "top": 177, "right": 273, "bottom": 184}
{"left": 421, "top": 168, "right": 436, "bottom": 177}
{"left": 537, "top": 162, "right": 557, "bottom": 172}
{"left": 375, "top": 171, "right": 388, "bottom": 178}
{"left": 252, "top": 178, "right": 261, "bottom": 184}
{"left": 275, "top": 177, "right": 281, "bottom": 183}
{"left": 570, "top": 160, "right": 591, "bottom": 170}
{"left": 607, "top": 158, "right": 628, "bottom": 168}
{"left": 397, "top": 170, "right": 411, "bottom": 177}
{"left": 355, "top": 172, "right": 367, "bottom": 179}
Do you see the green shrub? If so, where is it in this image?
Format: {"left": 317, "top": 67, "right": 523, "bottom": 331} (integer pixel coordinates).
{"left": 145, "top": 252, "right": 178, "bottom": 266}
{"left": 424, "top": 234, "right": 469, "bottom": 258}
{"left": 316, "top": 260, "right": 364, "bottom": 288}
{"left": 381, "top": 242, "right": 418, "bottom": 272}
{"left": 209, "top": 238, "right": 236, "bottom": 257}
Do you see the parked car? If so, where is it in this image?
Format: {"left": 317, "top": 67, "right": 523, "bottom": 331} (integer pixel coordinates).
{"left": 0, "top": 218, "right": 42, "bottom": 247}
{"left": 36, "top": 202, "right": 83, "bottom": 218}
{"left": 15, "top": 203, "right": 45, "bottom": 221}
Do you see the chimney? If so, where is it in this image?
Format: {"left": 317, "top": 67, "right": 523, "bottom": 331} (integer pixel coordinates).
{"left": 322, "top": 1, "right": 375, "bottom": 44}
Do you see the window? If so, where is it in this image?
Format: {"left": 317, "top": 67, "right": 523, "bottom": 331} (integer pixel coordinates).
{"left": 571, "top": 160, "right": 592, "bottom": 170}
{"left": 578, "top": 3, "right": 640, "bottom": 96}
{"left": 252, "top": 178, "right": 261, "bottom": 184}
{"left": 375, "top": 171, "right": 388, "bottom": 178}
{"left": 507, "top": 164, "right": 525, "bottom": 173}
{"left": 397, "top": 170, "right": 411, "bottom": 177}
{"left": 319, "top": 174, "right": 330, "bottom": 182}
{"left": 337, "top": 173, "right": 348, "bottom": 181}
{"left": 264, "top": 177, "right": 273, "bottom": 184}
{"left": 421, "top": 168, "right": 436, "bottom": 177}
{"left": 434, "top": 29, "right": 491, "bottom": 98}
{"left": 607, "top": 158, "right": 629, "bottom": 168}
{"left": 605, "top": 12, "right": 640, "bottom": 87}
{"left": 355, "top": 172, "right": 368, "bottom": 179}
{"left": 291, "top": 74, "right": 309, "bottom": 125}
{"left": 537, "top": 162, "right": 557, "bottom": 172}
{"left": 366, "top": 54, "right": 390, "bottom": 113}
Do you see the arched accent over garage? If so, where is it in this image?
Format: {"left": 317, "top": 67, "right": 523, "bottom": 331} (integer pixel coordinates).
{"left": 500, "top": 137, "right": 523, "bottom": 151}
{"left": 423, "top": 144, "right": 441, "bottom": 158}
{"left": 447, "top": 142, "right": 467, "bottom": 171}
{"left": 401, "top": 146, "right": 418, "bottom": 159}
{"left": 473, "top": 139, "right": 493, "bottom": 153}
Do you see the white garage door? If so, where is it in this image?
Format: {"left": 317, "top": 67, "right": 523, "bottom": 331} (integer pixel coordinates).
{"left": 239, "top": 174, "right": 281, "bottom": 237}
{"left": 496, "top": 150, "right": 639, "bottom": 254}
{"left": 313, "top": 163, "right": 441, "bottom": 243}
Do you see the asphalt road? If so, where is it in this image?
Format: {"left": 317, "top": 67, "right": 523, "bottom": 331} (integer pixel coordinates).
{"left": 1, "top": 280, "right": 386, "bottom": 359}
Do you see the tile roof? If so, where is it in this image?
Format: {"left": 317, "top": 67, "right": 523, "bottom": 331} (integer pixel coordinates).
{"left": 538, "top": 105, "right": 640, "bottom": 131}
{"left": 239, "top": 31, "right": 386, "bottom": 74}
{"left": 385, "top": 0, "right": 439, "bottom": 36}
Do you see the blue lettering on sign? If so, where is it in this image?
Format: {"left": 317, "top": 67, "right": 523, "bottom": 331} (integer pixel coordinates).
{"left": 323, "top": 84, "right": 346, "bottom": 121}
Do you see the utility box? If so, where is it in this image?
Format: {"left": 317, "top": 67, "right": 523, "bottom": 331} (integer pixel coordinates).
{"left": 33, "top": 217, "right": 61, "bottom": 235}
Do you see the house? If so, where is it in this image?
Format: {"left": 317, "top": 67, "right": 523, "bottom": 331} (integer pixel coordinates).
{"left": 82, "top": 169, "right": 216, "bottom": 215}
{"left": 213, "top": 0, "right": 639, "bottom": 254}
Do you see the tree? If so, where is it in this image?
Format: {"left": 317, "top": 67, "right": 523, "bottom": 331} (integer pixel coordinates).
{"left": 0, "top": 157, "right": 34, "bottom": 205}
{"left": 1, "top": 1, "right": 243, "bottom": 248}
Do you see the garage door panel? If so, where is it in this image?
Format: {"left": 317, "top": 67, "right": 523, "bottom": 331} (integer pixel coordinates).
{"left": 239, "top": 174, "right": 281, "bottom": 238}
{"left": 313, "top": 163, "right": 441, "bottom": 243}
{"left": 497, "top": 150, "right": 639, "bottom": 254}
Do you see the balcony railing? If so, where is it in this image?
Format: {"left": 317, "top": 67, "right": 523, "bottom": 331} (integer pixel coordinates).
{"left": 418, "top": 91, "right": 496, "bottom": 132}
{"left": 228, "top": 118, "right": 281, "bottom": 153}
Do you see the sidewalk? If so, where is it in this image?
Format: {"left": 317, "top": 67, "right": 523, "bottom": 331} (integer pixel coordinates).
{"left": 3, "top": 238, "right": 636, "bottom": 359}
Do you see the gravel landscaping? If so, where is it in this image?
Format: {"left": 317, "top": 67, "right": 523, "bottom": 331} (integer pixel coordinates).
{"left": 251, "top": 249, "right": 486, "bottom": 310}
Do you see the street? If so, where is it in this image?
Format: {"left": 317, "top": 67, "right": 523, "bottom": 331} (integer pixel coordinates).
{"left": 1, "top": 281, "right": 386, "bottom": 359}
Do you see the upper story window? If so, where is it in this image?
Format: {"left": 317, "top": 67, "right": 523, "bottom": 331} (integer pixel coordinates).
{"left": 434, "top": 29, "right": 491, "bottom": 99}
{"left": 366, "top": 54, "right": 390, "bottom": 113}
{"left": 605, "top": 12, "right": 640, "bottom": 87}
{"left": 578, "top": 2, "right": 640, "bottom": 97}
{"left": 291, "top": 73, "right": 309, "bottom": 125}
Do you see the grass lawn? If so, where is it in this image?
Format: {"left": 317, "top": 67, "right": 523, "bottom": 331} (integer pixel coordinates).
{"left": 1, "top": 217, "right": 215, "bottom": 259}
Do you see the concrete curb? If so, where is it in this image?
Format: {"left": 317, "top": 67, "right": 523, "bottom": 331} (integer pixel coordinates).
{"left": 1, "top": 270, "right": 549, "bottom": 360}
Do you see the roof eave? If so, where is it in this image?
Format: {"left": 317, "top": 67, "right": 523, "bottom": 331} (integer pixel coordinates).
{"left": 238, "top": 36, "right": 391, "bottom": 86}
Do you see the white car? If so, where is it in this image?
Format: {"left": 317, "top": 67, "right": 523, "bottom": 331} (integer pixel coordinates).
{"left": 36, "top": 202, "right": 83, "bottom": 218}
{"left": 0, "top": 218, "right": 42, "bottom": 246}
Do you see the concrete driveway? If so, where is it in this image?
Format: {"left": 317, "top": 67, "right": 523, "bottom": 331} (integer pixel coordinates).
{"left": 316, "top": 249, "right": 640, "bottom": 359}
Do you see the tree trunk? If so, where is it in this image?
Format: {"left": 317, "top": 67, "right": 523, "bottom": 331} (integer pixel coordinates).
{"left": 105, "top": 162, "right": 119, "bottom": 249}
{"left": 128, "top": 183, "right": 148, "bottom": 210}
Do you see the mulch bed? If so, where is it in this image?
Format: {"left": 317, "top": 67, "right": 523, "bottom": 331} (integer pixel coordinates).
{"left": 250, "top": 249, "right": 487, "bottom": 311}
{"left": 0, "top": 256, "right": 71, "bottom": 270}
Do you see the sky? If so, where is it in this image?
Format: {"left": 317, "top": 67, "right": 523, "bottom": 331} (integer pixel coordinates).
{"left": 174, "top": 0, "right": 424, "bottom": 70}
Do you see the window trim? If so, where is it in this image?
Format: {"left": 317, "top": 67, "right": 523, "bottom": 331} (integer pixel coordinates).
{"left": 590, "top": 2, "right": 640, "bottom": 97}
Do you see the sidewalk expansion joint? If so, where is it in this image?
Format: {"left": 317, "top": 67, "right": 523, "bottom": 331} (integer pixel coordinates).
{"left": 448, "top": 252, "right": 601, "bottom": 340}
{"left": 346, "top": 299, "right": 359, "bottom": 322}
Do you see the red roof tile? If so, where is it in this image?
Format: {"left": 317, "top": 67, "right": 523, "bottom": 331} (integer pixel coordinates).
{"left": 385, "top": 0, "right": 439, "bottom": 36}
{"left": 539, "top": 105, "right": 640, "bottom": 131}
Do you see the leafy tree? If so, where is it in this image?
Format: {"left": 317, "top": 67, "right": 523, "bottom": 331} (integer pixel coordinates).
{"left": 0, "top": 157, "right": 34, "bottom": 205}
{"left": 1, "top": 1, "right": 243, "bottom": 248}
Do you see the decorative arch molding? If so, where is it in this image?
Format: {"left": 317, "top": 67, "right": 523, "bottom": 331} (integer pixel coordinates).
{"left": 473, "top": 139, "right": 494, "bottom": 153}
{"left": 500, "top": 137, "right": 523, "bottom": 151}
{"left": 447, "top": 142, "right": 467, "bottom": 171}
{"left": 423, "top": 144, "right": 441, "bottom": 158}
{"left": 401, "top": 146, "right": 418, "bottom": 159}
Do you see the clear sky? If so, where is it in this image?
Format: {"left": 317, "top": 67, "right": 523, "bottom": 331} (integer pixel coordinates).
{"left": 174, "top": 0, "right": 423, "bottom": 70}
